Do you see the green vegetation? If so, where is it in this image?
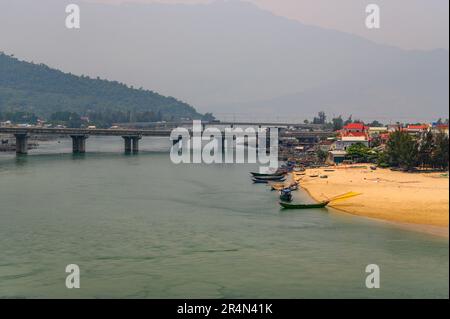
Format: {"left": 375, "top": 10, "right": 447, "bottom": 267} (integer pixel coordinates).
{"left": 381, "top": 130, "right": 449, "bottom": 170}
{"left": 316, "top": 149, "right": 328, "bottom": 162}
{"left": 0, "top": 53, "right": 211, "bottom": 127}
{"left": 310, "top": 111, "right": 387, "bottom": 131}
{"left": 346, "top": 143, "right": 378, "bottom": 163}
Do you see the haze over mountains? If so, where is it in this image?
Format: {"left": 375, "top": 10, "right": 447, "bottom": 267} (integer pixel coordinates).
{"left": 0, "top": 0, "right": 448, "bottom": 122}
{"left": 0, "top": 53, "right": 202, "bottom": 120}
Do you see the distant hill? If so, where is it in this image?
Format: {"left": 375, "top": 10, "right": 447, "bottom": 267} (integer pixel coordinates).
{"left": 0, "top": 53, "right": 204, "bottom": 121}
{"left": 0, "top": 0, "right": 447, "bottom": 122}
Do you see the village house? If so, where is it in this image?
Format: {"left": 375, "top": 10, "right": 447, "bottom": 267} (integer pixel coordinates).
{"left": 334, "top": 123, "right": 369, "bottom": 151}
{"left": 368, "top": 126, "right": 388, "bottom": 136}
{"left": 403, "top": 124, "right": 430, "bottom": 135}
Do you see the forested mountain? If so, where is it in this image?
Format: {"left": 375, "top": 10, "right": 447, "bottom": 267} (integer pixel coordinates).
{"left": 0, "top": 53, "right": 205, "bottom": 123}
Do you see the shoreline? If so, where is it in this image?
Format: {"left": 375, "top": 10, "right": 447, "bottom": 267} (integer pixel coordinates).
{"left": 299, "top": 166, "right": 449, "bottom": 238}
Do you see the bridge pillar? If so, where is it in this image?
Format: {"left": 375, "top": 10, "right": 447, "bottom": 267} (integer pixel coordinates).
{"left": 221, "top": 133, "right": 226, "bottom": 152}
{"left": 122, "top": 136, "right": 141, "bottom": 153}
{"left": 14, "top": 133, "right": 29, "bottom": 155}
{"left": 122, "top": 136, "right": 132, "bottom": 153}
{"left": 71, "top": 135, "right": 88, "bottom": 154}
{"left": 132, "top": 136, "right": 141, "bottom": 153}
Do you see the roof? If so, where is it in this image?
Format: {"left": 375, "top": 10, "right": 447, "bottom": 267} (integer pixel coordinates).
{"left": 406, "top": 124, "right": 428, "bottom": 130}
{"left": 343, "top": 123, "right": 365, "bottom": 130}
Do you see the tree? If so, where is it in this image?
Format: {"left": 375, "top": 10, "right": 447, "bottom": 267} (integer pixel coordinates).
{"left": 368, "top": 120, "right": 384, "bottom": 127}
{"left": 385, "top": 131, "right": 418, "bottom": 170}
{"left": 313, "top": 111, "right": 326, "bottom": 125}
{"left": 332, "top": 115, "right": 344, "bottom": 131}
{"left": 417, "top": 131, "right": 434, "bottom": 168}
{"left": 344, "top": 115, "right": 353, "bottom": 125}
{"left": 202, "top": 113, "right": 216, "bottom": 121}
{"left": 346, "top": 142, "right": 374, "bottom": 163}
{"left": 433, "top": 132, "right": 449, "bottom": 170}
{"left": 370, "top": 134, "right": 382, "bottom": 148}
{"left": 316, "top": 149, "right": 328, "bottom": 163}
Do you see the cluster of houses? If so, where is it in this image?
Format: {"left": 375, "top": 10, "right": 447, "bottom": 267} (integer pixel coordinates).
{"left": 326, "top": 122, "right": 449, "bottom": 164}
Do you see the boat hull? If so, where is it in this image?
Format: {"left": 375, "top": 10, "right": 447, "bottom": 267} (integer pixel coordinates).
{"left": 279, "top": 201, "right": 329, "bottom": 209}
{"left": 253, "top": 177, "right": 286, "bottom": 184}
{"left": 250, "top": 172, "right": 285, "bottom": 177}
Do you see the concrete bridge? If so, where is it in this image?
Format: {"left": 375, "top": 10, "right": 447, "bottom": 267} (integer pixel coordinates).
{"left": 0, "top": 126, "right": 334, "bottom": 155}
{"left": 0, "top": 127, "right": 172, "bottom": 154}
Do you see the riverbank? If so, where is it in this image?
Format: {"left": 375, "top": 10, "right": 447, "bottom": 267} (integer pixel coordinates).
{"left": 300, "top": 166, "right": 449, "bottom": 237}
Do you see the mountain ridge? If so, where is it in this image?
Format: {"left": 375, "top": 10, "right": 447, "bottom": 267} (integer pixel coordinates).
{"left": 0, "top": 0, "right": 447, "bottom": 121}
{"left": 0, "top": 52, "right": 205, "bottom": 121}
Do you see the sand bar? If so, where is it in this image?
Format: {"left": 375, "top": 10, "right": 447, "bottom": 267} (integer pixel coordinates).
{"left": 299, "top": 166, "right": 449, "bottom": 237}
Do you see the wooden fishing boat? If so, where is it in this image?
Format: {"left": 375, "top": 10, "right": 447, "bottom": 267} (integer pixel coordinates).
{"left": 252, "top": 175, "right": 286, "bottom": 181}
{"left": 252, "top": 177, "right": 286, "bottom": 184}
{"left": 279, "top": 192, "right": 362, "bottom": 210}
{"left": 250, "top": 171, "right": 285, "bottom": 177}
{"left": 279, "top": 201, "right": 329, "bottom": 209}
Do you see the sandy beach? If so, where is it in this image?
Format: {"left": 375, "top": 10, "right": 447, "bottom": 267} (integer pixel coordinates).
{"left": 299, "top": 166, "right": 449, "bottom": 236}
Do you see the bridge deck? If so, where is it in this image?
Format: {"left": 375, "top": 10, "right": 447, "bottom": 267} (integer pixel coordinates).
{"left": 0, "top": 127, "right": 335, "bottom": 138}
{"left": 0, "top": 127, "right": 172, "bottom": 137}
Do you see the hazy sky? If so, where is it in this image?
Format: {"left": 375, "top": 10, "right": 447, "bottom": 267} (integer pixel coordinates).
{"left": 86, "top": 0, "right": 449, "bottom": 50}
{"left": 0, "top": 0, "right": 448, "bottom": 121}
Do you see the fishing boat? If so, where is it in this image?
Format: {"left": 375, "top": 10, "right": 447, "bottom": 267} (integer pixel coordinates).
{"left": 279, "top": 192, "right": 362, "bottom": 209}
{"left": 250, "top": 172, "right": 285, "bottom": 178}
{"left": 279, "top": 189, "right": 293, "bottom": 202}
{"left": 252, "top": 177, "right": 286, "bottom": 184}
{"left": 250, "top": 168, "right": 287, "bottom": 177}
{"left": 252, "top": 177, "right": 270, "bottom": 184}
{"left": 252, "top": 175, "right": 286, "bottom": 181}
{"left": 279, "top": 201, "right": 329, "bottom": 209}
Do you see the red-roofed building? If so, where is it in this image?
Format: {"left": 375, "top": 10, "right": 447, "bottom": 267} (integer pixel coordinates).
{"left": 334, "top": 122, "right": 369, "bottom": 150}
{"left": 342, "top": 123, "right": 367, "bottom": 132}
{"left": 404, "top": 124, "right": 429, "bottom": 134}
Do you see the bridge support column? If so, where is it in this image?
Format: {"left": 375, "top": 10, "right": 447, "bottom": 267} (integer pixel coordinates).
{"left": 122, "top": 136, "right": 141, "bottom": 153}
{"left": 122, "top": 136, "right": 132, "bottom": 153}
{"left": 71, "top": 135, "right": 88, "bottom": 154}
{"left": 14, "top": 133, "right": 29, "bottom": 155}
{"left": 221, "top": 133, "right": 226, "bottom": 152}
{"left": 132, "top": 136, "right": 141, "bottom": 153}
